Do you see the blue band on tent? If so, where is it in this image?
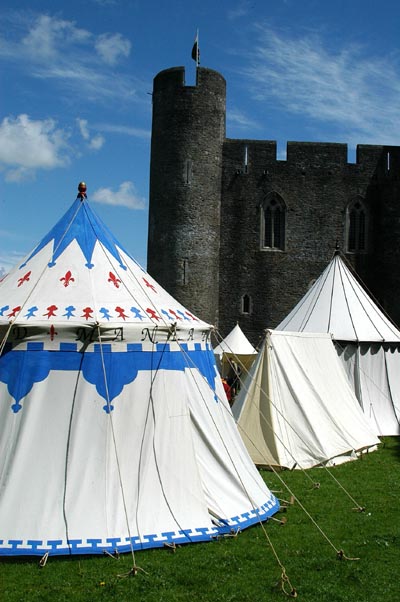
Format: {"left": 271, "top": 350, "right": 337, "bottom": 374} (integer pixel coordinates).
{"left": 0, "top": 344, "right": 219, "bottom": 412}
{"left": 0, "top": 498, "right": 279, "bottom": 556}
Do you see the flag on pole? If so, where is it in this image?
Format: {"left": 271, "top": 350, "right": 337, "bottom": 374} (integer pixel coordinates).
{"left": 191, "top": 30, "right": 200, "bottom": 66}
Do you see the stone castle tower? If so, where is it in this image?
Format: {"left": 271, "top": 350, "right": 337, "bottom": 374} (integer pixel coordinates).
{"left": 147, "top": 66, "right": 400, "bottom": 344}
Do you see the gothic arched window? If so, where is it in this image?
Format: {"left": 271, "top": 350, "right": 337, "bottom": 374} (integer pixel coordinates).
{"left": 346, "top": 198, "right": 367, "bottom": 253}
{"left": 241, "top": 294, "right": 252, "bottom": 315}
{"left": 261, "top": 194, "right": 286, "bottom": 250}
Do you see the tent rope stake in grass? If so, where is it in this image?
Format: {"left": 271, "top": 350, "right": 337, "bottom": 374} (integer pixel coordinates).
{"left": 38, "top": 552, "right": 49, "bottom": 568}
{"left": 103, "top": 549, "right": 120, "bottom": 560}
{"left": 163, "top": 542, "right": 177, "bottom": 552}
{"left": 268, "top": 465, "right": 360, "bottom": 562}
{"left": 262, "top": 525, "right": 296, "bottom": 597}
{"left": 336, "top": 549, "right": 360, "bottom": 561}
{"left": 277, "top": 568, "right": 298, "bottom": 598}
{"left": 117, "top": 566, "right": 149, "bottom": 578}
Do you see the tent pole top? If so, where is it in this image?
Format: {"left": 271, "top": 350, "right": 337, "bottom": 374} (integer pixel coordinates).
{"left": 77, "top": 181, "right": 87, "bottom": 201}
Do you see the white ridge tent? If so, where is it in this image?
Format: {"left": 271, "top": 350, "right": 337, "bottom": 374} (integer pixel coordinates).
{"left": 232, "top": 330, "right": 380, "bottom": 469}
{"left": 277, "top": 253, "right": 400, "bottom": 436}
{"left": 213, "top": 323, "right": 257, "bottom": 380}
{"left": 0, "top": 187, "right": 279, "bottom": 557}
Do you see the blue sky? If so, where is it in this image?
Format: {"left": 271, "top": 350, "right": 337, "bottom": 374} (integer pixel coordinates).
{"left": 1, "top": 0, "right": 400, "bottom": 277}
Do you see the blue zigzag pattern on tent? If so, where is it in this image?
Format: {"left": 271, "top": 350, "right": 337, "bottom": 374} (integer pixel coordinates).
{"left": 0, "top": 343, "right": 218, "bottom": 413}
{"left": 19, "top": 198, "right": 142, "bottom": 271}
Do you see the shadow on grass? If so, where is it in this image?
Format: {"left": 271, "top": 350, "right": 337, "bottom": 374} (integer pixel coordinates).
{"left": 380, "top": 436, "right": 400, "bottom": 460}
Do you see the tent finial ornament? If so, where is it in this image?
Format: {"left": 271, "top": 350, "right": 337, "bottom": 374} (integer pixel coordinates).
{"left": 77, "top": 181, "right": 87, "bottom": 200}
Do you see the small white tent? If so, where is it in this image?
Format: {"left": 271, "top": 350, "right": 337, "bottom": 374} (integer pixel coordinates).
{"left": 0, "top": 187, "right": 279, "bottom": 557}
{"left": 277, "top": 253, "right": 400, "bottom": 436}
{"left": 232, "top": 330, "right": 380, "bottom": 469}
{"left": 213, "top": 323, "right": 257, "bottom": 383}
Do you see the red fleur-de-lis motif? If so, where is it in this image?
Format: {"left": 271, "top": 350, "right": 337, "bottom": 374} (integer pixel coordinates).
{"left": 108, "top": 272, "right": 121, "bottom": 288}
{"left": 169, "top": 309, "right": 182, "bottom": 321}
{"left": 17, "top": 271, "right": 31, "bottom": 287}
{"left": 146, "top": 308, "right": 161, "bottom": 321}
{"left": 82, "top": 307, "right": 94, "bottom": 321}
{"left": 60, "top": 270, "right": 75, "bottom": 287}
{"left": 115, "top": 306, "right": 129, "bottom": 320}
{"left": 44, "top": 305, "right": 58, "bottom": 319}
{"left": 7, "top": 306, "right": 21, "bottom": 318}
{"left": 48, "top": 324, "right": 58, "bottom": 340}
{"left": 143, "top": 278, "right": 156, "bottom": 293}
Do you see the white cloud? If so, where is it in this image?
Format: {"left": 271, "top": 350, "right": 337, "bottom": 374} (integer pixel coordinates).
{"left": 89, "top": 134, "right": 105, "bottom": 150}
{"left": 96, "top": 123, "right": 150, "bottom": 139}
{"left": 228, "top": 1, "right": 252, "bottom": 20}
{"left": 91, "top": 181, "right": 146, "bottom": 210}
{"left": 95, "top": 33, "right": 131, "bottom": 66}
{"left": 77, "top": 118, "right": 105, "bottom": 150}
{"left": 77, "top": 118, "right": 90, "bottom": 140}
{"left": 21, "top": 14, "right": 91, "bottom": 62}
{"left": 240, "top": 24, "right": 400, "bottom": 145}
{"left": 33, "top": 62, "right": 137, "bottom": 103}
{"left": 0, "top": 114, "right": 70, "bottom": 181}
{"left": 0, "top": 13, "right": 136, "bottom": 105}
{"left": 4, "top": 167, "right": 35, "bottom": 183}
{"left": 227, "top": 107, "right": 261, "bottom": 131}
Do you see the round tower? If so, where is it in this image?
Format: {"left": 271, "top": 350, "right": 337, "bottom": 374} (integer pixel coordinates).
{"left": 147, "top": 66, "right": 226, "bottom": 326}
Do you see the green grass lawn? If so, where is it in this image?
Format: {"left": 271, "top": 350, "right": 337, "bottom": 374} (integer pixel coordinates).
{"left": 1, "top": 437, "right": 399, "bottom": 602}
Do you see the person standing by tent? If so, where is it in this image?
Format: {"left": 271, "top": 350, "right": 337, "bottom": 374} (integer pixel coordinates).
{"left": 229, "top": 362, "right": 242, "bottom": 398}
{"left": 221, "top": 377, "right": 232, "bottom": 404}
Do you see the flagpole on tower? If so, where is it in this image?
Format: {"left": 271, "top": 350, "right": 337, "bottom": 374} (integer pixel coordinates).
{"left": 191, "top": 29, "right": 200, "bottom": 67}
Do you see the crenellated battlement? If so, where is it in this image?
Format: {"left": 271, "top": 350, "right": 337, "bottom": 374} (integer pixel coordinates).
{"left": 224, "top": 139, "right": 400, "bottom": 171}
{"left": 153, "top": 66, "right": 226, "bottom": 97}
{"left": 286, "top": 141, "right": 348, "bottom": 167}
{"left": 153, "top": 66, "right": 186, "bottom": 89}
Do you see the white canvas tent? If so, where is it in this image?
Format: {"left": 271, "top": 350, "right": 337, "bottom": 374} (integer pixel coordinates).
{"left": 232, "top": 330, "right": 380, "bottom": 469}
{"left": 213, "top": 323, "right": 257, "bottom": 381}
{"left": 0, "top": 188, "right": 279, "bottom": 557}
{"left": 277, "top": 253, "right": 400, "bottom": 436}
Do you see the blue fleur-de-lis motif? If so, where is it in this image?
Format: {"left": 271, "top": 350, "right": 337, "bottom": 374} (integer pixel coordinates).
{"left": 99, "top": 307, "right": 113, "bottom": 321}
{"left": 130, "top": 306, "right": 145, "bottom": 320}
{"left": 63, "top": 305, "right": 76, "bottom": 319}
{"left": 25, "top": 306, "right": 38, "bottom": 319}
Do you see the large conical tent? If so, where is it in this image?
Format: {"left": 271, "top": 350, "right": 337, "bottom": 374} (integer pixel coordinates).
{"left": 277, "top": 252, "right": 400, "bottom": 436}
{"left": 0, "top": 186, "right": 279, "bottom": 557}
{"left": 232, "top": 330, "right": 380, "bottom": 469}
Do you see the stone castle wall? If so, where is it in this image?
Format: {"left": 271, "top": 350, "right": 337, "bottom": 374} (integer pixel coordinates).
{"left": 148, "top": 66, "right": 400, "bottom": 343}
{"left": 148, "top": 66, "right": 226, "bottom": 326}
